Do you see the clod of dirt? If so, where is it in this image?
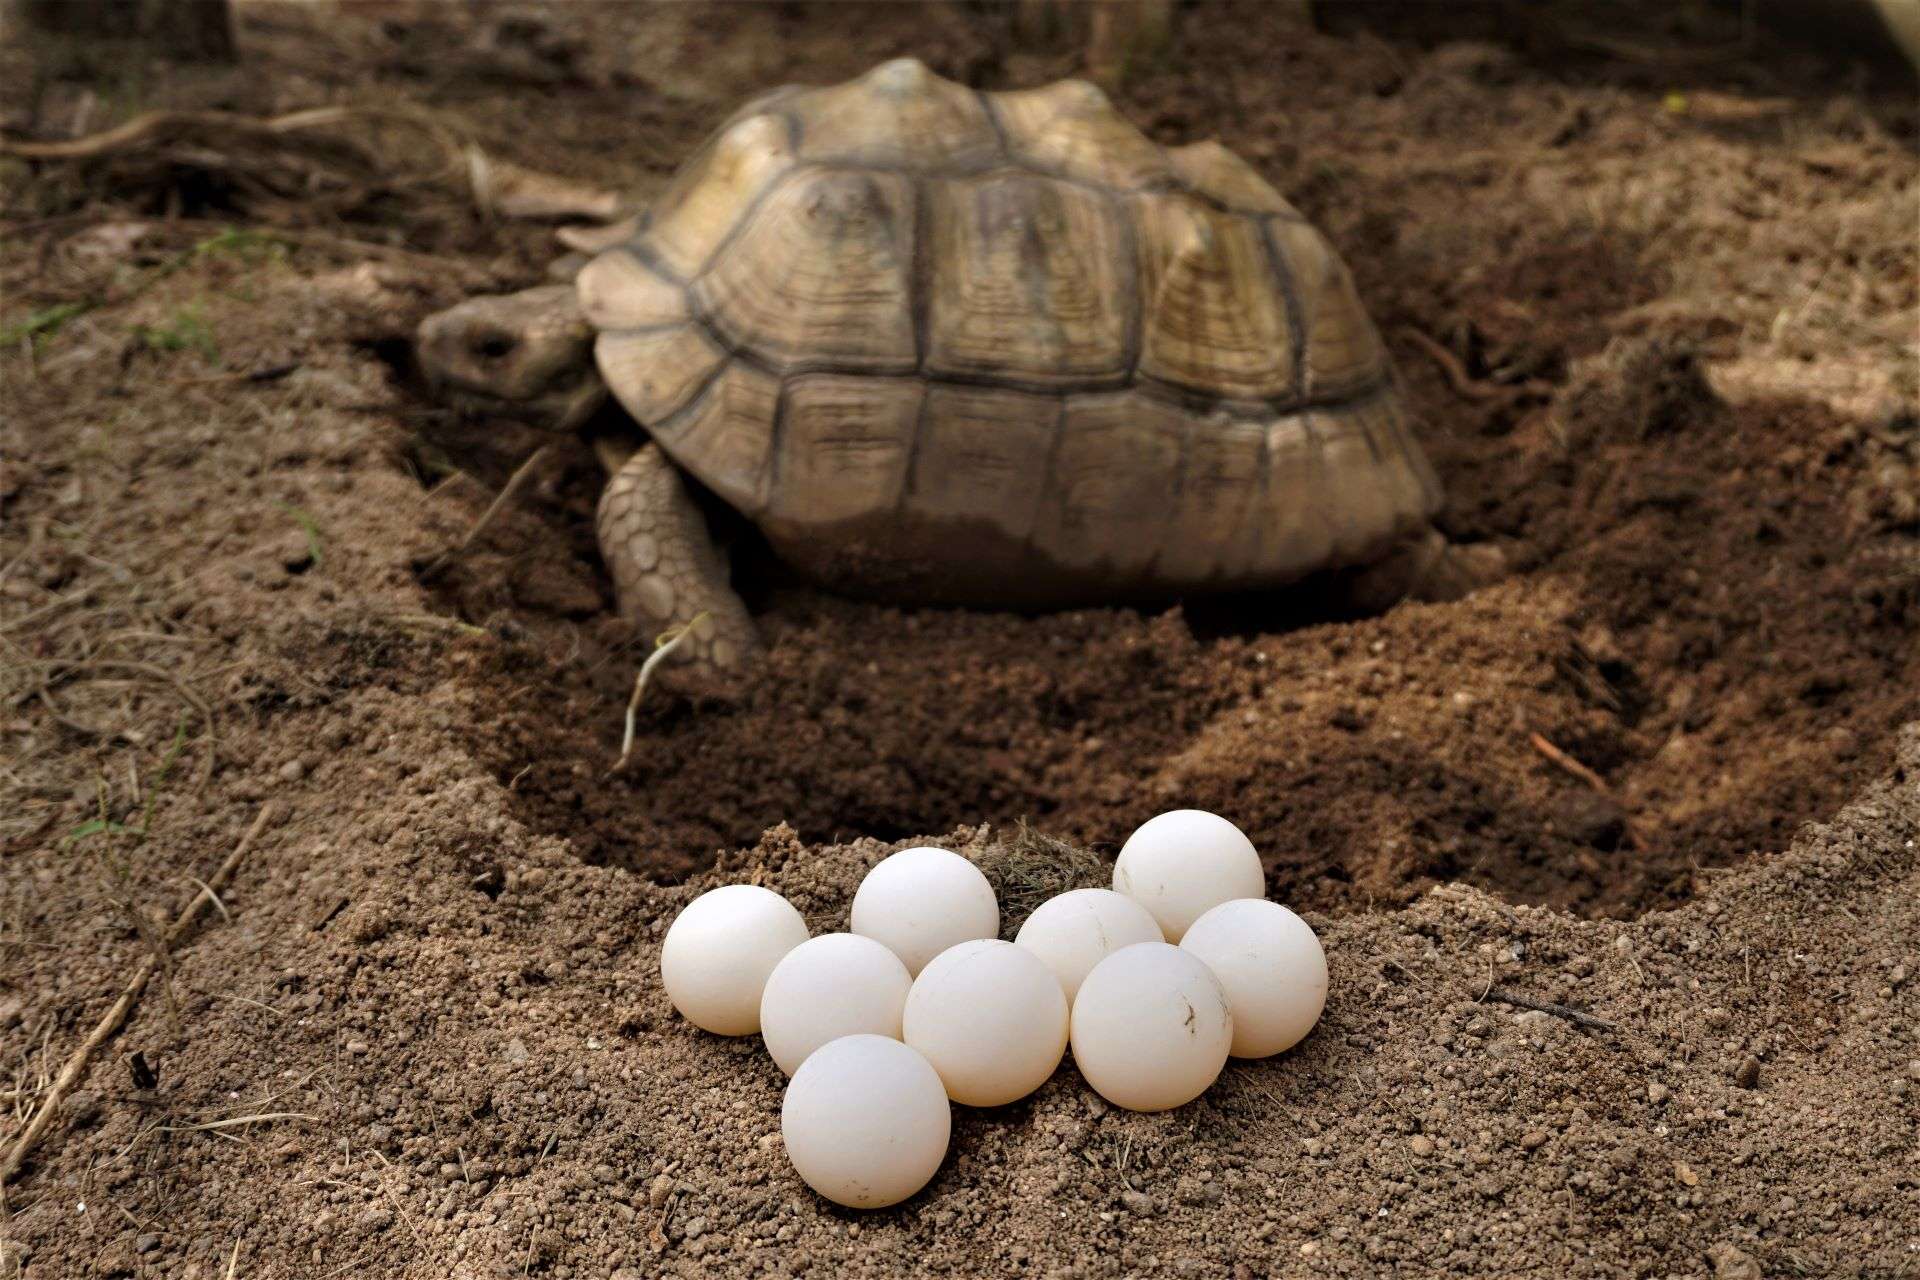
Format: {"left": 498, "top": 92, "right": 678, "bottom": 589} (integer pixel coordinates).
{"left": 1546, "top": 789, "right": 1629, "bottom": 850}
{"left": 1552, "top": 336, "right": 1720, "bottom": 446}
{"left": 1708, "top": 1243, "right": 1765, "bottom": 1280}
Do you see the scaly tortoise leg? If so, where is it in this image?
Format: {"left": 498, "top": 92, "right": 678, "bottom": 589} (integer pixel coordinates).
{"left": 595, "top": 441, "right": 761, "bottom": 676}
{"left": 1342, "top": 528, "right": 1507, "bottom": 613}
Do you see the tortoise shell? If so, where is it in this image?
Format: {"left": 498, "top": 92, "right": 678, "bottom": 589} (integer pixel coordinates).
{"left": 576, "top": 58, "right": 1440, "bottom": 605}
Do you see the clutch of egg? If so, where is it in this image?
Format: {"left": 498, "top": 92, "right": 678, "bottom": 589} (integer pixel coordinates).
{"left": 657, "top": 814, "right": 1328, "bottom": 1208}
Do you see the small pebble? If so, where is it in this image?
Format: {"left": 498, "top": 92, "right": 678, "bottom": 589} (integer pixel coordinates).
{"left": 276, "top": 535, "right": 315, "bottom": 573}
{"left": 1409, "top": 1135, "right": 1435, "bottom": 1157}
{"left": 278, "top": 759, "right": 305, "bottom": 784}
{"left": 1120, "top": 1190, "right": 1158, "bottom": 1216}
{"left": 1519, "top": 1130, "right": 1548, "bottom": 1151}
{"left": 1647, "top": 1082, "right": 1671, "bottom": 1105}
{"left": 648, "top": 1175, "right": 674, "bottom": 1205}
{"left": 1707, "top": 1242, "right": 1762, "bottom": 1280}
{"left": 1732, "top": 1056, "right": 1761, "bottom": 1089}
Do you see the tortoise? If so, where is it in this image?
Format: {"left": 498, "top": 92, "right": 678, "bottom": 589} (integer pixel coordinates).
{"left": 417, "top": 58, "right": 1496, "bottom": 677}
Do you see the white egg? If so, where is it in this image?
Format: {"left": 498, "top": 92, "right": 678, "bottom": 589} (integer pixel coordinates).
{"left": 1070, "top": 942, "right": 1232, "bottom": 1112}
{"left": 659, "top": 884, "right": 808, "bottom": 1036}
{"left": 1180, "top": 899, "right": 1328, "bottom": 1058}
{"left": 1013, "top": 888, "right": 1165, "bottom": 1000}
{"left": 1112, "top": 809, "right": 1265, "bottom": 942}
{"left": 759, "top": 933, "right": 912, "bottom": 1076}
{"left": 850, "top": 846, "right": 999, "bottom": 976}
{"left": 903, "top": 939, "right": 1068, "bottom": 1106}
{"left": 781, "top": 1034, "right": 951, "bottom": 1208}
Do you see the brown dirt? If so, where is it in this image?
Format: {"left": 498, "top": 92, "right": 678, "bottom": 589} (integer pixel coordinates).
{"left": 1, "top": 3, "right": 1915, "bottom": 1277}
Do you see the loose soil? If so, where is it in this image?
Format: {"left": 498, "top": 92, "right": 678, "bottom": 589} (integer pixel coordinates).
{"left": 0, "top": 3, "right": 1915, "bottom": 1277}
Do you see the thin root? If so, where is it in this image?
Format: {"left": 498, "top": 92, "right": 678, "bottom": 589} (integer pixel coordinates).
{"left": 1528, "top": 731, "right": 1652, "bottom": 852}
{"left": 1401, "top": 327, "right": 1554, "bottom": 403}
{"left": 610, "top": 614, "right": 708, "bottom": 775}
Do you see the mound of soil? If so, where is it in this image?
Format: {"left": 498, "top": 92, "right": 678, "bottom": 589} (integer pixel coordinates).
{"left": 1, "top": 3, "right": 1915, "bottom": 1277}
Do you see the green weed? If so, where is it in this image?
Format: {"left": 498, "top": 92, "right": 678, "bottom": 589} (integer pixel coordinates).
{"left": 133, "top": 303, "right": 218, "bottom": 360}
{"left": 61, "top": 717, "right": 189, "bottom": 849}
{"left": 5, "top": 225, "right": 292, "bottom": 355}
{"left": 274, "top": 501, "right": 325, "bottom": 568}
{"left": 0, "top": 301, "right": 94, "bottom": 347}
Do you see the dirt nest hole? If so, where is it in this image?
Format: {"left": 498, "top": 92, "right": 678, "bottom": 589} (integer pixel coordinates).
{"left": 420, "top": 333, "right": 1918, "bottom": 920}
{"left": 372, "top": 0, "right": 1918, "bottom": 921}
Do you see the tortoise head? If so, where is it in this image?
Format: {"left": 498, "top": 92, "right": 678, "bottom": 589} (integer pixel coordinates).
{"left": 416, "top": 284, "right": 606, "bottom": 430}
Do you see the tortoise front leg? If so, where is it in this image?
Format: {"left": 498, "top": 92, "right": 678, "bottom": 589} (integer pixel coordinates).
{"left": 1341, "top": 528, "right": 1507, "bottom": 613}
{"left": 596, "top": 443, "right": 761, "bottom": 676}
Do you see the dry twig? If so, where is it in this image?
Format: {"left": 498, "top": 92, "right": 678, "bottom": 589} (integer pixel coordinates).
{"left": 0, "top": 107, "right": 363, "bottom": 161}
{"left": 1528, "top": 731, "right": 1610, "bottom": 792}
{"left": 0, "top": 804, "right": 277, "bottom": 1186}
{"left": 1484, "top": 986, "right": 1619, "bottom": 1032}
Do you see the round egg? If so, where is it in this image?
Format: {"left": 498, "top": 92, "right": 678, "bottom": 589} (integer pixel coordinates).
{"left": 1013, "top": 888, "right": 1164, "bottom": 1000}
{"left": 903, "top": 939, "right": 1068, "bottom": 1106}
{"left": 1112, "top": 809, "right": 1265, "bottom": 942}
{"left": 781, "top": 1034, "right": 951, "bottom": 1208}
{"left": 1180, "top": 898, "right": 1328, "bottom": 1058}
{"left": 1070, "top": 942, "right": 1232, "bottom": 1112}
{"left": 659, "top": 884, "right": 808, "bottom": 1036}
{"left": 850, "top": 846, "right": 999, "bottom": 976}
{"left": 759, "top": 933, "right": 913, "bottom": 1076}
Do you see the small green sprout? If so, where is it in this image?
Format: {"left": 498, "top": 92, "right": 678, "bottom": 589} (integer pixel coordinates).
{"left": 134, "top": 303, "right": 218, "bottom": 360}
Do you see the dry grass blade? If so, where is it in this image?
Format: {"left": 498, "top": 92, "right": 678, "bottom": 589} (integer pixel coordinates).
{"left": 183, "top": 875, "right": 228, "bottom": 922}
{"left": 371, "top": 1151, "right": 428, "bottom": 1248}
{"left": 420, "top": 443, "right": 553, "bottom": 581}
{"left": 159, "top": 1112, "right": 315, "bottom": 1133}
{"left": 12, "top": 657, "right": 218, "bottom": 793}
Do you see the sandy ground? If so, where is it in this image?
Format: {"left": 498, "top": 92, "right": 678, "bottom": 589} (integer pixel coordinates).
{"left": 1, "top": 3, "right": 1916, "bottom": 1276}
